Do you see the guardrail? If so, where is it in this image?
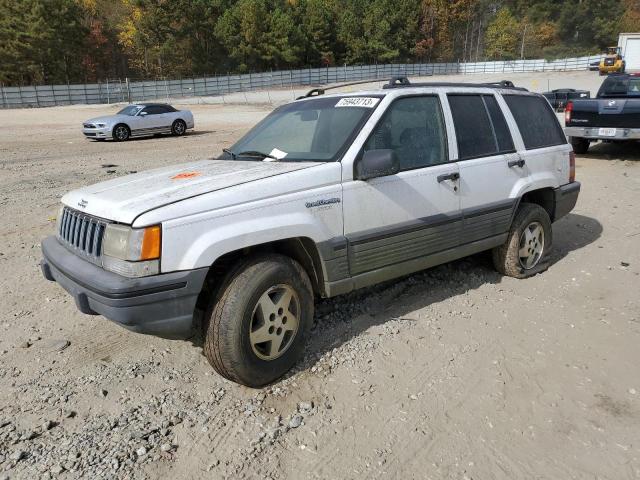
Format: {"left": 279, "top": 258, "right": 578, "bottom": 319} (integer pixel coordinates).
{"left": 0, "top": 55, "right": 601, "bottom": 109}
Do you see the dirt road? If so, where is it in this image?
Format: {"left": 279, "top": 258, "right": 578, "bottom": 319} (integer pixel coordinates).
{"left": 0, "top": 72, "right": 639, "bottom": 479}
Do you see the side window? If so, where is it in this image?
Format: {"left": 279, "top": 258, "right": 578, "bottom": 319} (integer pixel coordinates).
{"left": 363, "top": 96, "right": 447, "bottom": 171}
{"left": 503, "top": 95, "right": 566, "bottom": 150}
{"left": 448, "top": 94, "right": 514, "bottom": 160}
{"left": 142, "top": 106, "right": 162, "bottom": 115}
{"left": 483, "top": 95, "right": 514, "bottom": 152}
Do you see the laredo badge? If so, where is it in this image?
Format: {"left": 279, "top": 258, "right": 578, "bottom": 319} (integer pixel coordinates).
{"left": 305, "top": 198, "right": 341, "bottom": 208}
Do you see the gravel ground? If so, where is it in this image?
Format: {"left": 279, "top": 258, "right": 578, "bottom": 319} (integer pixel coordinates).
{"left": 0, "top": 71, "right": 639, "bottom": 479}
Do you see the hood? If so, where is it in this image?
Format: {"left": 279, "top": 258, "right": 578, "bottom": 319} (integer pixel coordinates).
{"left": 62, "top": 159, "right": 320, "bottom": 224}
{"left": 84, "top": 115, "right": 127, "bottom": 124}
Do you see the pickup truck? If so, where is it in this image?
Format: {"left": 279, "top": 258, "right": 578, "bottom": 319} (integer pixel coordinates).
{"left": 41, "top": 77, "right": 580, "bottom": 387}
{"left": 565, "top": 73, "right": 640, "bottom": 153}
{"left": 542, "top": 88, "right": 590, "bottom": 111}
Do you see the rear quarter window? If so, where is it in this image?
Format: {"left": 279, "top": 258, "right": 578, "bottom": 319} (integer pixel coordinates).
{"left": 503, "top": 95, "right": 567, "bottom": 150}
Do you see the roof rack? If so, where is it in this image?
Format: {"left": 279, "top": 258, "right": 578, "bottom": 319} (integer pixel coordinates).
{"left": 382, "top": 76, "right": 528, "bottom": 91}
{"left": 296, "top": 79, "right": 386, "bottom": 100}
{"left": 296, "top": 75, "right": 528, "bottom": 100}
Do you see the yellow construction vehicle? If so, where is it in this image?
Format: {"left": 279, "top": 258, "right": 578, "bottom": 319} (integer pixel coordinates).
{"left": 599, "top": 46, "right": 625, "bottom": 75}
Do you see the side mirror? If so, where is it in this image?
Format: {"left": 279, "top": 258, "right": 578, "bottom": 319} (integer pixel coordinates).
{"left": 356, "top": 149, "right": 399, "bottom": 181}
{"left": 139, "top": 111, "right": 148, "bottom": 116}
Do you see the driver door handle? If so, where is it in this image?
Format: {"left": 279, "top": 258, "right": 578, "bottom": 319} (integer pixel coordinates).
{"left": 437, "top": 172, "right": 460, "bottom": 182}
{"left": 508, "top": 158, "right": 526, "bottom": 168}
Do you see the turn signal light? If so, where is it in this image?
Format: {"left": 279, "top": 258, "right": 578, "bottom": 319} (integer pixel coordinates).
{"left": 141, "top": 225, "right": 161, "bottom": 260}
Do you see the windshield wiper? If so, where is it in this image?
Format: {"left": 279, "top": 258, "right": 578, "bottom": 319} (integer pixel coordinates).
{"left": 222, "top": 148, "right": 236, "bottom": 159}
{"left": 236, "top": 150, "right": 278, "bottom": 160}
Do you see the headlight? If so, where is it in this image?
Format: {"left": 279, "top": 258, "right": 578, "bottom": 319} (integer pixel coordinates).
{"left": 102, "top": 224, "right": 161, "bottom": 277}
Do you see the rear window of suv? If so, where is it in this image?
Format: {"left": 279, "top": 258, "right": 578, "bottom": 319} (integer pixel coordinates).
{"left": 448, "top": 94, "right": 515, "bottom": 160}
{"left": 503, "top": 95, "right": 566, "bottom": 150}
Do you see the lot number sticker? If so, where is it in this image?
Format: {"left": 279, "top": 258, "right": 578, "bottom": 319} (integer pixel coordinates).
{"left": 335, "top": 97, "right": 380, "bottom": 108}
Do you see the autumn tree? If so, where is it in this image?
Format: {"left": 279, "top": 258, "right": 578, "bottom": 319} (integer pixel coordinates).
{"left": 485, "top": 7, "right": 520, "bottom": 59}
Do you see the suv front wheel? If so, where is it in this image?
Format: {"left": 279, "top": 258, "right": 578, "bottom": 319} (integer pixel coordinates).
{"left": 203, "top": 254, "right": 314, "bottom": 387}
{"left": 492, "top": 203, "right": 552, "bottom": 279}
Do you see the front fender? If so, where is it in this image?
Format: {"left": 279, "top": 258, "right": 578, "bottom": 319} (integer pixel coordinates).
{"left": 163, "top": 212, "right": 336, "bottom": 272}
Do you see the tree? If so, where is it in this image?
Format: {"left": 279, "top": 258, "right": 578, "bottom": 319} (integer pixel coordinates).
{"left": 485, "top": 7, "right": 520, "bottom": 59}
{"left": 0, "top": 0, "right": 88, "bottom": 84}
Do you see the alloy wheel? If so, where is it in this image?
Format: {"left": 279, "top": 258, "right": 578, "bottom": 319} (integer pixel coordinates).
{"left": 249, "top": 284, "right": 300, "bottom": 361}
{"left": 518, "top": 221, "right": 545, "bottom": 269}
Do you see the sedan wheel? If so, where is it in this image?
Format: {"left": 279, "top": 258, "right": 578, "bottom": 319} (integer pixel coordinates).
{"left": 113, "top": 124, "right": 130, "bottom": 141}
{"left": 172, "top": 120, "right": 186, "bottom": 136}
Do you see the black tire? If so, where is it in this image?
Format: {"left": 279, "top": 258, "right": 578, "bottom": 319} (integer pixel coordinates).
{"left": 570, "top": 136, "right": 589, "bottom": 154}
{"left": 171, "top": 119, "right": 187, "bottom": 136}
{"left": 492, "top": 203, "right": 552, "bottom": 279}
{"left": 203, "top": 254, "right": 314, "bottom": 387}
{"left": 112, "top": 124, "right": 130, "bottom": 142}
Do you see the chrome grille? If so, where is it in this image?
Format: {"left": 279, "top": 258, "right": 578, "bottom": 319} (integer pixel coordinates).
{"left": 58, "top": 207, "right": 108, "bottom": 263}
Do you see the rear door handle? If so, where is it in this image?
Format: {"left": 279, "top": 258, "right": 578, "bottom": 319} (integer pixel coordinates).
{"left": 508, "top": 158, "right": 525, "bottom": 168}
{"left": 437, "top": 172, "right": 460, "bottom": 182}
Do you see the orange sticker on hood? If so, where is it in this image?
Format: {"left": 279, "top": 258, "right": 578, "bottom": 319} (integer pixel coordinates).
{"left": 171, "top": 172, "right": 201, "bottom": 180}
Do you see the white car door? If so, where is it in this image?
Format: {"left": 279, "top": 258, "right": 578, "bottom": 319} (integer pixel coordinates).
{"left": 342, "top": 95, "right": 461, "bottom": 283}
{"left": 447, "top": 92, "right": 526, "bottom": 244}
{"left": 136, "top": 105, "right": 165, "bottom": 134}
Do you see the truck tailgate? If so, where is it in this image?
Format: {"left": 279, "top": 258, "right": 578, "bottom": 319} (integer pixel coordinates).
{"left": 570, "top": 99, "right": 640, "bottom": 128}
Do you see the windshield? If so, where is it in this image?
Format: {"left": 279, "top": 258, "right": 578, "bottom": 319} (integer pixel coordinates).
{"left": 597, "top": 76, "right": 640, "bottom": 97}
{"left": 117, "top": 105, "right": 144, "bottom": 116}
{"left": 222, "top": 96, "right": 381, "bottom": 162}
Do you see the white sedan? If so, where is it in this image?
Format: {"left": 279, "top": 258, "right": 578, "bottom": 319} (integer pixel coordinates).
{"left": 82, "top": 103, "right": 194, "bottom": 141}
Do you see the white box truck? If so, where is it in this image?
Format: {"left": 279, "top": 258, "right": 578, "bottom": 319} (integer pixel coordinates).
{"left": 618, "top": 33, "right": 640, "bottom": 71}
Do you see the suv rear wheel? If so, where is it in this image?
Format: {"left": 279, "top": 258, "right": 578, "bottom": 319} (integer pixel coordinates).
{"left": 203, "top": 254, "right": 314, "bottom": 387}
{"left": 492, "top": 203, "right": 552, "bottom": 279}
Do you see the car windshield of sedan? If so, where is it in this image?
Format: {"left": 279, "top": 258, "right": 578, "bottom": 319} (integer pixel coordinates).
{"left": 117, "top": 105, "right": 144, "bottom": 116}
{"left": 221, "top": 96, "right": 381, "bottom": 162}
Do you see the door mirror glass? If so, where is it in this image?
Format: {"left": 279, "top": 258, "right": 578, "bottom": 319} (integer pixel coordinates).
{"left": 356, "top": 149, "right": 399, "bottom": 180}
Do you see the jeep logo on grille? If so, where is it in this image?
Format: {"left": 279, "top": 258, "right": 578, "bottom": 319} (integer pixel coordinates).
{"left": 77, "top": 198, "right": 88, "bottom": 209}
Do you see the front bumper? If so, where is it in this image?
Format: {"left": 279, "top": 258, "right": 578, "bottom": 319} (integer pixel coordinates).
{"left": 553, "top": 182, "right": 580, "bottom": 222}
{"left": 82, "top": 126, "right": 111, "bottom": 139}
{"left": 564, "top": 126, "right": 640, "bottom": 141}
{"left": 41, "top": 236, "right": 208, "bottom": 339}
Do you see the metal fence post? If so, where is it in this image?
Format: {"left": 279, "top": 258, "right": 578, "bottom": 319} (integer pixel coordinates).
{"left": 107, "top": 79, "right": 111, "bottom": 104}
{"left": 0, "top": 82, "right": 5, "bottom": 108}
{"left": 125, "top": 78, "right": 131, "bottom": 103}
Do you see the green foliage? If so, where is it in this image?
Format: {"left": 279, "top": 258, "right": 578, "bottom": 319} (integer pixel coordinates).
{"left": 485, "top": 7, "right": 520, "bottom": 59}
{"left": 0, "top": 0, "right": 633, "bottom": 85}
{"left": 0, "top": 0, "right": 87, "bottom": 84}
